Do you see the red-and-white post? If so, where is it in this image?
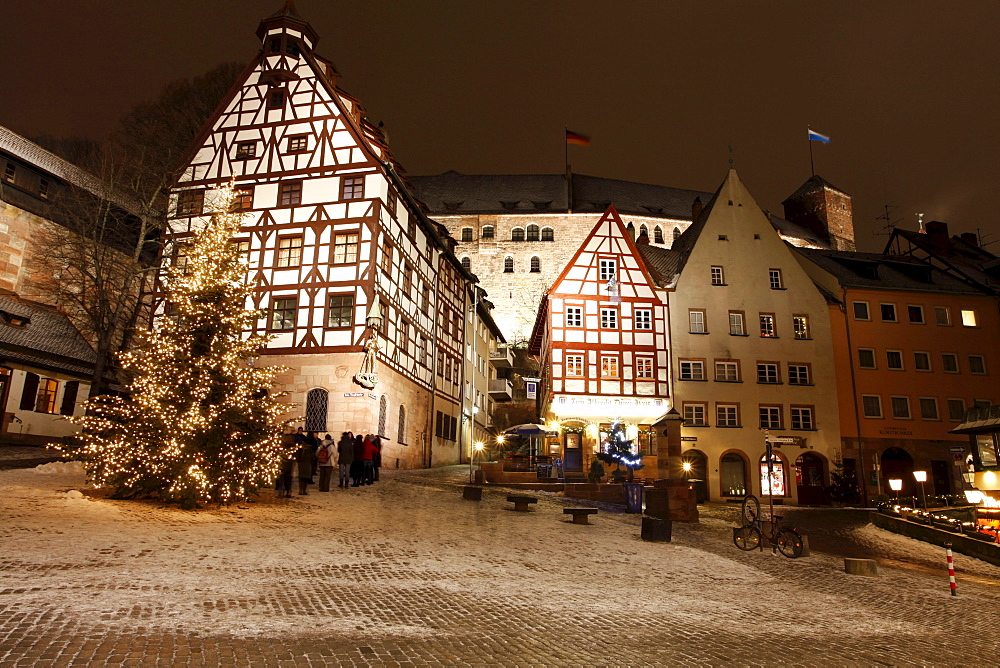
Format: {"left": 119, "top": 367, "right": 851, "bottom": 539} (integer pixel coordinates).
{"left": 945, "top": 542, "right": 957, "bottom": 597}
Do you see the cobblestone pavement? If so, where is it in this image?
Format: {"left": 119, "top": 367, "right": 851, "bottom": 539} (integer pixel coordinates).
{"left": 2, "top": 464, "right": 1000, "bottom": 666}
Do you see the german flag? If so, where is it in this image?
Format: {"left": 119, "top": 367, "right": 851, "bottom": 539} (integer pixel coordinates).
{"left": 565, "top": 129, "right": 591, "bottom": 146}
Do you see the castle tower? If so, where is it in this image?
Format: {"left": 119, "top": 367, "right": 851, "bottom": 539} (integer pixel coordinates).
{"left": 781, "top": 175, "right": 855, "bottom": 251}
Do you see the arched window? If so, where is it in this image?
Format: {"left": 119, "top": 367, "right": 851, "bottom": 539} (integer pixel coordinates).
{"left": 526, "top": 224, "right": 539, "bottom": 241}
{"left": 673, "top": 227, "right": 681, "bottom": 242}
{"left": 481, "top": 225, "right": 495, "bottom": 239}
{"left": 503, "top": 256, "right": 514, "bottom": 273}
{"left": 378, "top": 395, "right": 388, "bottom": 438}
{"left": 461, "top": 256, "right": 471, "bottom": 271}
{"left": 541, "top": 227, "right": 554, "bottom": 241}
{"left": 461, "top": 227, "right": 473, "bottom": 242}
{"left": 398, "top": 405, "right": 407, "bottom": 444}
{"left": 639, "top": 224, "right": 648, "bottom": 238}
{"left": 305, "top": 388, "right": 329, "bottom": 432}
{"left": 654, "top": 226, "right": 664, "bottom": 243}
{"left": 511, "top": 227, "right": 525, "bottom": 241}
{"left": 626, "top": 222, "right": 635, "bottom": 240}
{"left": 530, "top": 256, "right": 540, "bottom": 272}
{"left": 760, "top": 453, "right": 787, "bottom": 497}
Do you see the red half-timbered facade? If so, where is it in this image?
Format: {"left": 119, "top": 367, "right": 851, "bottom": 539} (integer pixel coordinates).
{"left": 165, "top": 3, "right": 472, "bottom": 467}
{"left": 530, "top": 206, "right": 671, "bottom": 474}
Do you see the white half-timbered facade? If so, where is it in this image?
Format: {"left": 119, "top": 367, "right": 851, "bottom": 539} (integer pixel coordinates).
{"left": 165, "top": 3, "right": 473, "bottom": 467}
{"left": 530, "top": 206, "right": 671, "bottom": 474}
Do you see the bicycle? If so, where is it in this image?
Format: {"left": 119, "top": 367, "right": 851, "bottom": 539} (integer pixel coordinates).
{"left": 733, "top": 494, "right": 804, "bottom": 558}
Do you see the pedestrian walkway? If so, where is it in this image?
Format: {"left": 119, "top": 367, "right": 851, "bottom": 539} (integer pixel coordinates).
{"left": 1, "top": 463, "right": 999, "bottom": 666}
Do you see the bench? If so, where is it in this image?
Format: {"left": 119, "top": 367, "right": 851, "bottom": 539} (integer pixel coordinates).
{"left": 507, "top": 495, "right": 538, "bottom": 512}
{"left": 563, "top": 508, "right": 598, "bottom": 525}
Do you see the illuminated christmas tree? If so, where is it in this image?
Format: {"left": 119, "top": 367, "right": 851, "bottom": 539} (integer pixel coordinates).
{"left": 58, "top": 184, "right": 292, "bottom": 508}
{"left": 596, "top": 419, "right": 644, "bottom": 483}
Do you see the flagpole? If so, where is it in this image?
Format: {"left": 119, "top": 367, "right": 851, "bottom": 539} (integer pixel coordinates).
{"left": 564, "top": 126, "right": 570, "bottom": 213}
{"left": 808, "top": 127, "right": 815, "bottom": 176}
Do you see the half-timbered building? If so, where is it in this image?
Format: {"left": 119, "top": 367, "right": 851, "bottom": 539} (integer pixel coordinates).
{"left": 529, "top": 205, "right": 671, "bottom": 475}
{"left": 166, "top": 2, "right": 475, "bottom": 468}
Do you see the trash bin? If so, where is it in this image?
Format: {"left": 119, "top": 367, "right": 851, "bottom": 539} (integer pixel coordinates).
{"left": 623, "top": 482, "right": 643, "bottom": 514}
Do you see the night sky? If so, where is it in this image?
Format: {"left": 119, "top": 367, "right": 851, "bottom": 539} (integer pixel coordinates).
{"left": 4, "top": 1, "right": 999, "bottom": 251}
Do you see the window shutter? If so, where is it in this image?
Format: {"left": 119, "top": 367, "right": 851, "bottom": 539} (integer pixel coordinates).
{"left": 60, "top": 381, "right": 80, "bottom": 416}
{"left": 20, "top": 373, "right": 39, "bottom": 410}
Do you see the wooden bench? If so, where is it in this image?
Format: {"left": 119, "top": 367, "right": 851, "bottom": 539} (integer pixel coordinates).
{"left": 563, "top": 508, "right": 598, "bottom": 525}
{"left": 507, "top": 495, "right": 538, "bottom": 512}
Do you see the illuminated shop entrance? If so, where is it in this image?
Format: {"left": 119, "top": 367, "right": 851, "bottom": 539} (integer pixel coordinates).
{"left": 720, "top": 453, "right": 747, "bottom": 498}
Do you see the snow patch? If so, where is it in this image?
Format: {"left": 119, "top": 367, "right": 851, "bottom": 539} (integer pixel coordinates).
{"left": 64, "top": 489, "right": 86, "bottom": 500}
{"left": 34, "top": 460, "right": 85, "bottom": 475}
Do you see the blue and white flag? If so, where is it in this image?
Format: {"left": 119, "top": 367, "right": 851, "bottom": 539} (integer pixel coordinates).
{"left": 808, "top": 129, "right": 831, "bottom": 143}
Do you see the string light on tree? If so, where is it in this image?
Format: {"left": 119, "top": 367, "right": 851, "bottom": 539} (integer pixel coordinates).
{"left": 54, "top": 182, "right": 293, "bottom": 508}
{"left": 595, "top": 417, "right": 644, "bottom": 482}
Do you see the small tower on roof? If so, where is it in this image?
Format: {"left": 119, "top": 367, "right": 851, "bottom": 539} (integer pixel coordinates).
{"left": 781, "top": 175, "right": 855, "bottom": 251}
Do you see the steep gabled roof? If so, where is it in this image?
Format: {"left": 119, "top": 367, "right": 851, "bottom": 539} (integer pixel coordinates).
{"left": 781, "top": 173, "right": 849, "bottom": 205}
{"left": 0, "top": 294, "right": 97, "bottom": 377}
{"left": 795, "top": 248, "right": 986, "bottom": 295}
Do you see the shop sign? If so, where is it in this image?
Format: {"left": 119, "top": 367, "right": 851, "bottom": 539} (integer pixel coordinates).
{"left": 552, "top": 394, "right": 667, "bottom": 419}
{"left": 681, "top": 436, "right": 698, "bottom": 442}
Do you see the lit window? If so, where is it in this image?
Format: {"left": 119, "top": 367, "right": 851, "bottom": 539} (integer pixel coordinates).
{"left": 279, "top": 181, "right": 302, "bottom": 206}
{"left": 327, "top": 294, "right": 354, "bottom": 328}
{"left": 679, "top": 360, "right": 704, "bottom": 381}
{"left": 689, "top": 310, "right": 706, "bottom": 334}
{"left": 270, "top": 297, "right": 297, "bottom": 330}
{"left": 601, "top": 356, "right": 619, "bottom": 378}
{"left": 880, "top": 303, "right": 897, "bottom": 322}
{"left": 914, "top": 351, "right": 931, "bottom": 371}
{"left": 461, "top": 228, "right": 473, "bottom": 242}
{"left": 717, "top": 404, "right": 740, "bottom": 427}
{"left": 634, "top": 309, "right": 652, "bottom": 330}
{"left": 757, "top": 363, "right": 780, "bottom": 384}
{"left": 862, "top": 395, "right": 882, "bottom": 418}
{"left": 599, "top": 259, "right": 617, "bottom": 281}
{"left": 565, "top": 355, "right": 584, "bottom": 377}
{"left": 886, "top": 350, "right": 904, "bottom": 370}
{"left": 715, "top": 361, "right": 740, "bottom": 382}
{"left": 858, "top": 348, "right": 876, "bottom": 369}
{"left": 683, "top": 403, "right": 706, "bottom": 426}
{"left": 907, "top": 305, "right": 924, "bottom": 323}
{"left": 276, "top": 236, "right": 303, "bottom": 267}
{"left": 853, "top": 302, "right": 870, "bottom": 320}
{"left": 233, "top": 186, "right": 254, "bottom": 211}
{"left": 919, "top": 398, "right": 939, "bottom": 420}
{"left": 759, "top": 406, "right": 782, "bottom": 430}
{"left": 600, "top": 309, "right": 618, "bottom": 329}
{"left": 935, "top": 306, "right": 951, "bottom": 326}
{"left": 969, "top": 355, "right": 986, "bottom": 374}
{"left": 566, "top": 307, "right": 583, "bottom": 328}
{"left": 342, "top": 176, "right": 364, "bottom": 200}
{"left": 890, "top": 396, "right": 911, "bottom": 419}
{"left": 235, "top": 141, "right": 257, "bottom": 159}
{"left": 286, "top": 135, "right": 308, "bottom": 152}
{"left": 332, "top": 233, "right": 358, "bottom": 264}
{"left": 35, "top": 379, "right": 58, "bottom": 414}
{"left": 788, "top": 364, "right": 811, "bottom": 385}
{"left": 729, "top": 312, "right": 745, "bottom": 336}
{"left": 635, "top": 357, "right": 654, "bottom": 379}
{"left": 233, "top": 240, "right": 251, "bottom": 264}
{"left": 759, "top": 314, "right": 776, "bottom": 337}
{"left": 942, "top": 353, "right": 959, "bottom": 373}
{"left": 961, "top": 310, "right": 978, "bottom": 327}
{"left": 711, "top": 266, "right": 725, "bottom": 285}
{"left": 768, "top": 269, "right": 783, "bottom": 289}
{"left": 790, "top": 406, "right": 814, "bottom": 430}
{"left": 793, "top": 315, "right": 810, "bottom": 339}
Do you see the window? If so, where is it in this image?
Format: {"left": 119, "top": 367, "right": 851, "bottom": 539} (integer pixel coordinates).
{"left": 715, "top": 361, "right": 740, "bottom": 382}
{"left": 793, "top": 315, "right": 810, "bottom": 340}
{"left": 885, "top": 350, "right": 904, "bottom": 370}
{"left": 397, "top": 405, "right": 407, "bottom": 444}
{"left": 601, "top": 357, "right": 619, "bottom": 378}
{"left": 600, "top": 308, "right": 618, "bottom": 329}
{"left": 853, "top": 302, "right": 870, "bottom": 320}
{"left": 935, "top": 306, "right": 951, "bottom": 326}
{"left": 269, "top": 36, "right": 282, "bottom": 53}
{"left": 689, "top": 310, "right": 706, "bottom": 333}
{"left": 634, "top": 309, "right": 652, "bottom": 330}
{"left": 919, "top": 398, "right": 939, "bottom": 420}
{"left": 635, "top": 357, "right": 654, "bottom": 379}
{"left": 172, "top": 245, "right": 190, "bottom": 275}
{"left": 481, "top": 225, "right": 494, "bottom": 239}
{"left": 907, "top": 305, "right": 925, "bottom": 323}
{"left": 757, "top": 363, "right": 780, "bottom": 384}
{"left": 673, "top": 227, "right": 681, "bottom": 242}
{"left": 759, "top": 406, "right": 782, "bottom": 430}
{"left": 342, "top": 176, "right": 364, "bottom": 200}
{"left": 267, "top": 88, "right": 285, "bottom": 109}
{"left": 35, "top": 379, "right": 58, "bottom": 414}
{"left": 60, "top": 381, "right": 79, "bottom": 416}
{"left": 768, "top": 268, "right": 783, "bottom": 289}
{"left": 421, "top": 285, "right": 430, "bottom": 313}
{"left": 39, "top": 178, "right": 50, "bottom": 199}
{"left": 286, "top": 39, "right": 300, "bottom": 58}
{"left": 639, "top": 224, "right": 648, "bottom": 239}
{"left": 599, "top": 259, "right": 617, "bottom": 281}
{"left": 961, "top": 310, "right": 978, "bottom": 327}
{"left": 880, "top": 303, "right": 897, "bottom": 322}
{"left": 759, "top": 314, "right": 776, "bottom": 338}
{"left": 380, "top": 244, "right": 392, "bottom": 274}
{"left": 683, "top": 403, "right": 707, "bottom": 426}
{"left": 711, "top": 266, "right": 725, "bottom": 285}
{"left": 679, "top": 360, "right": 705, "bottom": 381}
{"left": 947, "top": 399, "right": 966, "bottom": 421}
{"left": 402, "top": 264, "right": 413, "bottom": 293}
{"left": 279, "top": 181, "right": 302, "bottom": 206}
{"left": 857, "top": 348, "right": 876, "bottom": 369}
{"left": 790, "top": 406, "right": 814, "bottom": 430}
{"left": 460, "top": 257, "right": 470, "bottom": 271}
{"left": 511, "top": 228, "right": 525, "bottom": 241}
{"left": 176, "top": 189, "right": 204, "bottom": 216}
{"left": 788, "top": 364, "right": 811, "bottom": 385}
{"left": 461, "top": 227, "right": 473, "bottom": 242}
{"left": 233, "top": 186, "right": 254, "bottom": 211}
{"left": 332, "top": 233, "right": 358, "bottom": 264}
{"left": 729, "top": 311, "right": 745, "bottom": 336}
{"left": 862, "top": 395, "right": 882, "bottom": 418}
{"left": 717, "top": 404, "right": 740, "bottom": 427}
{"left": 530, "top": 256, "right": 541, "bottom": 273}
{"left": 305, "top": 388, "right": 329, "bottom": 432}
{"left": 270, "top": 297, "right": 297, "bottom": 330}
{"left": 387, "top": 188, "right": 398, "bottom": 217}
{"left": 3, "top": 162, "right": 15, "bottom": 183}
{"left": 890, "top": 396, "right": 911, "bottom": 419}
{"left": 398, "top": 321, "right": 409, "bottom": 356}
{"left": 503, "top": 256, "right": 514, "bottom": 273}
{"left": 419, "top": 335, "right": 429, "bottom": 367}
{"left": 327, "top": 294, "right": 354, "bottom": 328}
{"left": 565, "top": 355, "right": 584, "bottom": 377}
{"left": 566, "top": 307, "right": 583, "bottom": 328}
{"left": 276, "top": 236, "right": 303, "bottom": 267}
{"left": 235, "top": 141, "right": 256, "bottom": 159}
{"left": 942, "top": 353, "right": 959, "bottom": 373}
{"left": 526, "top": 224, "right": 539, "bottom": 241}
{"left": 282, "top": 135, "right": 307, "bottom": 152}
{"left": 654, "top": 226, "right": 664, "bottom": 243}
{"left": 913, "top": 351, "right": 931, "bottom": 371}
{"left": 969, "top": 355, "right": 987, "bottom": 374}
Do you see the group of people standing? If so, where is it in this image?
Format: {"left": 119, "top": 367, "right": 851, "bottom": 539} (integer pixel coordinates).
{"left": 275, "top": 428, "right": 383, "bottom": 497}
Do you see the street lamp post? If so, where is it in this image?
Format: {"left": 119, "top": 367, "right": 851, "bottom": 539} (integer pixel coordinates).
{"left": 913, "top": 470, "right": 928, "bottom": 508}
{"left": 470, "top": 441, "right": 484, "bottom": 483}
{"left": 889, "top": 478, "right": 903, "bottom": 502}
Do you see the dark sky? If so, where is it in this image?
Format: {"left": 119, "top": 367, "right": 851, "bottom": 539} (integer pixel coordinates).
{"left": 4, "top": 1, "right": 999, "bottom": 251}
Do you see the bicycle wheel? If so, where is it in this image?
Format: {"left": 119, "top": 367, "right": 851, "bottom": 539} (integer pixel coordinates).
{"left": 734, "top": 525, "right": 761, "bottom": 551}
{"left": 741, "top": 494, "right": 760, "bottom": 525}
{"left": 777, "top": 528, "right": 804, "bottom": 558}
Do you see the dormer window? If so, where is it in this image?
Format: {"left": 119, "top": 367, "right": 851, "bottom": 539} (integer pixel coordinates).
{"left": 0, "top": 310, "right": 30, "bottom": 327}
{"left": 269, "top": 36, "right": 282, "bottom": 53}
{"left": 500, "top": 200, "right": 520, "bottom": 210}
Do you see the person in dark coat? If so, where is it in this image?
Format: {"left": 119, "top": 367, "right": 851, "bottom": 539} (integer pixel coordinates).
{"left": 361, "top": 435, "right": 376, "bottom": 485}
{"left": 275, "top": 430, "right": 296, "bottom": 498}
{"left": 337, "top": 432, "right": 355, "bottom": 488}
{"left": 294, "top": 439, "right": 315, "bottom": 495}
{"left": 372, "top": 437, "right": 382, "bottom": 482}
{"left": 305, "top": 430, "right": 320, "bottom": 482}
{"left": 350, "top": 434, "right": 365, "bottom": 487}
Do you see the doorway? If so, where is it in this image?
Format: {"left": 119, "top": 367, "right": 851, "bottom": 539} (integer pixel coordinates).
{"left": 720, "top": 452, "right": 748, "bottom": 498}
{"left": 930, "top": 460, "right": 951, "bottom": 496}
{"left": 564, "top": 432, "right": 583, "bottom": 472}
{"left": 683, "top": 450, "right": 708, "bottom": 503}
{"left": 881, "top": 447, "right": 914, "bottom": 497}
{"left": 795, "top": 452, "right": 827, "bottom": 505}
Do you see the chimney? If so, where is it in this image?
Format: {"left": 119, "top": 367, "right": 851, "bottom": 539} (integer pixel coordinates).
{"left": 925, "top": 221, "right": 950, "bottom": 252}
{"left": 960, "top": 232, "right": 979, "bottom": 247}
{"left": 692, "top": 196, "right": 703, "bottom": 222}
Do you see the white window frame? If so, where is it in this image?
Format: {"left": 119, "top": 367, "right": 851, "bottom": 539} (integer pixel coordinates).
{"left": 729, "top": 311, "right": 745, "bottom": 336}
{"left": 885, "top": 350, "right": 904, "bottom": 371}
{"left": 635, "top": 357, "right": 654, "bottom": 379}
{"left": 919, "top": 397, "right": 939, "bottom": 420}
{"left": 683, "top": 403, "right": 707, "bottom": 426}
{"left": 717, "top": 404, "right": 740, "bottom": 427}
{"left": 689, "top": 310, "right": 706, "bottom": 334}
{"left": 599, "top": 258, "right": 617, "bottom": 281}
{"left": 565, "top": 307, "right": 583, "bottom": 328}
{"left": 634, "top": 309, "right": 652, "bottom": 330}
{"left": 862, "top": 395, "right": 883, "bottom": 418}
{"left": 679, "top": 360, "right": 705, "bottom": 381}
{"left": 601, "top": 356, "right": 619, "bottom": 378}
{"left": 715, "top": 361, "right": 740, "bottom": 382}
{"left": 565, "top": 354, "right": 584, "bottom": 377}
{"left": 768, "top": 268, "right": 784, "bottom": 289}
{"left": 890, "top": 396, "right": 911, "bottom": 419}
{"left": 711, "top": 266, "right": 725, "bottom": 285}
{"left": 600, "top": 308, "right": 618, "bottom": 329}
{"left": 790, "top": 406, "right": 814, "bottom": 430}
